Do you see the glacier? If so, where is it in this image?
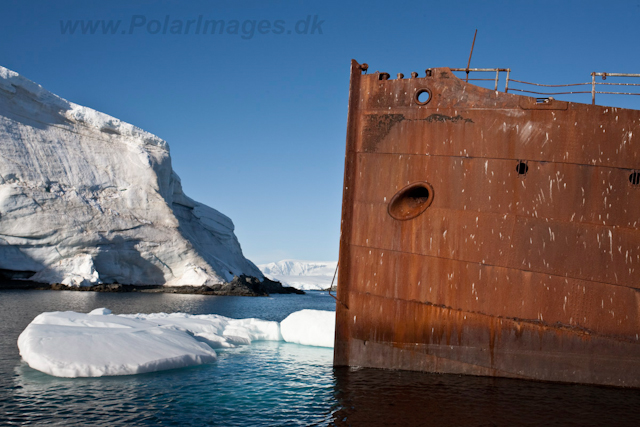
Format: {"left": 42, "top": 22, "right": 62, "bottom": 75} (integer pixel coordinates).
{"left": 18, "top": 308, "right": 335, "bottom": 377}
{"left": 258, "top": 260, "right": 338, "bottom": 290}
{"left": 0, "top": 65, "right": 264, "bottom": 287}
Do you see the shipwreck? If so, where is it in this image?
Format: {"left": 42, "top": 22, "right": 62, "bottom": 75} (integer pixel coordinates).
{"left": 334, "top": 60, "right": 640, "bottom": 387}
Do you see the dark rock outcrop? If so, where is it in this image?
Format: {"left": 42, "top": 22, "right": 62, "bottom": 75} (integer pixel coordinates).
{"left": 0, "top": 274, "right": 304, "bottom": 296}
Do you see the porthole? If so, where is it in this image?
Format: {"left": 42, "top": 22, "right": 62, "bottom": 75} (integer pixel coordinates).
{"left": 516, "top": 161, "right": 528, "bottom": 175}
{"left": 414, "top": 88, "right": 432, "bottom": 105}
{"left": 630, "top": 171, "right": 640, "bottom": 185}
{"left": 388, "top": 182, "right": 434, "bottom": 221}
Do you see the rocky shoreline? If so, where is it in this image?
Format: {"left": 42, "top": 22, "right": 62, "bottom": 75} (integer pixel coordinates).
{"left": 0, "top": 275, "right": 304, "bottom": 297}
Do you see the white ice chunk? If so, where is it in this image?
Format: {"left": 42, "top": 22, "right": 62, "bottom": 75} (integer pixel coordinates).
{"left": 18, "top": 311, "right": 218, "bottom": 378}
{"left": 18, "top": 308, "right": 334, "bottom": 378}
{"left": 280, "top": 309, "right": 335, "bottom": 348}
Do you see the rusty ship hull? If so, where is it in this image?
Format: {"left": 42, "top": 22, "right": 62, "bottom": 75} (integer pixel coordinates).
{"left": 334, "top": 60, "right": 640, "bottom": 387}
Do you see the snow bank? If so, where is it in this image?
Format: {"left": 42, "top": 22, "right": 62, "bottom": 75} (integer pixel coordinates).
{"left": 18, "top": 308, "right": 335, "bottom": 378}
{"left": 280, "top": 309, "right": 335, "bottom": 348}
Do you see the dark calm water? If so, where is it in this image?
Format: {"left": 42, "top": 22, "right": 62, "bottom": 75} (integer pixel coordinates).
{"left": 2, "top": 290, "right": 640, "bottom": 426}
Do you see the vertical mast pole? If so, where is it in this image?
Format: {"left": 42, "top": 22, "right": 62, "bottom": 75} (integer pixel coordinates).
{"left": 466, "top": 29, "right": 478, "bottom": 83}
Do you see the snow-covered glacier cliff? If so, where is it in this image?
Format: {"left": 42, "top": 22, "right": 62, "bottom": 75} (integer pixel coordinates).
{"left": 0, "top": 65, "right": 263, "bottom": 287}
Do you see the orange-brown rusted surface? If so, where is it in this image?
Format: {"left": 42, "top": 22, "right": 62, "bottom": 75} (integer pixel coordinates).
{"left": 334, "top": 59, "right": 640, "bottom": 387}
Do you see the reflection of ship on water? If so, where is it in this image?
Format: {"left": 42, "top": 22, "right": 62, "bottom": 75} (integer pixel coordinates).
{"left": 331, "top": 367, "right": 640, "bottom": 426}
{"left": 334, "top": 60, "right": 640, "bottom": 388}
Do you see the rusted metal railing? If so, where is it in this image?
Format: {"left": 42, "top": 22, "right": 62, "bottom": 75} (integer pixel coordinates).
{"left": 451, "top": 68, "right": 640, "bottom": 105}
{"left": 452, "top": 69, "right": 640, "bottom": 105}
{"left": 451, "top": 68, "right": 511, "bottom": 92}
{"left": 590, "top": 72, "right": 640, "bottom": 104}
{"left": 506, "top": 79, "right": 592, "bottom": 98}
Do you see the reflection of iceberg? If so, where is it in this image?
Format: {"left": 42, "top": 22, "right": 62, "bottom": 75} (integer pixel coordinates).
{"left": 17, "top": 308, "right": 335, "bottom": 377}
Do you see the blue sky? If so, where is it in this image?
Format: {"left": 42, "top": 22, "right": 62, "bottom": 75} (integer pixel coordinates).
{"left": 1, "top": 0, "right": 639, "bottom": 264}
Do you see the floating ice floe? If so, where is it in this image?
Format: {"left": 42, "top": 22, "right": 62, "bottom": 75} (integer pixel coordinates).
{"left": 17, "top": 309, "right": 335, "bottom": 378}
{"left": 281, "top": 309, "right": 336, "bottom": 348}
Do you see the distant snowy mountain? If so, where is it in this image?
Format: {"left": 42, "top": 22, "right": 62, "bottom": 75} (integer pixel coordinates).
{"left": 258, "top": 260, "right": 338, "bottom": 291}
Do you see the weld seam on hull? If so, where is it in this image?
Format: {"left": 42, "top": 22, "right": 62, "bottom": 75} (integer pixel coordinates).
{"left": 347, "top": 242, "right": 640, "bottom": 293}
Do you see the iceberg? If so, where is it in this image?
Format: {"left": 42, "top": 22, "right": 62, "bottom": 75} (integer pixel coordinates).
{"left": 0, "top": 65, "right": 262, "bottom": 287}
{"left": 18, "top": 308, "right": 335, "bottom": 378}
